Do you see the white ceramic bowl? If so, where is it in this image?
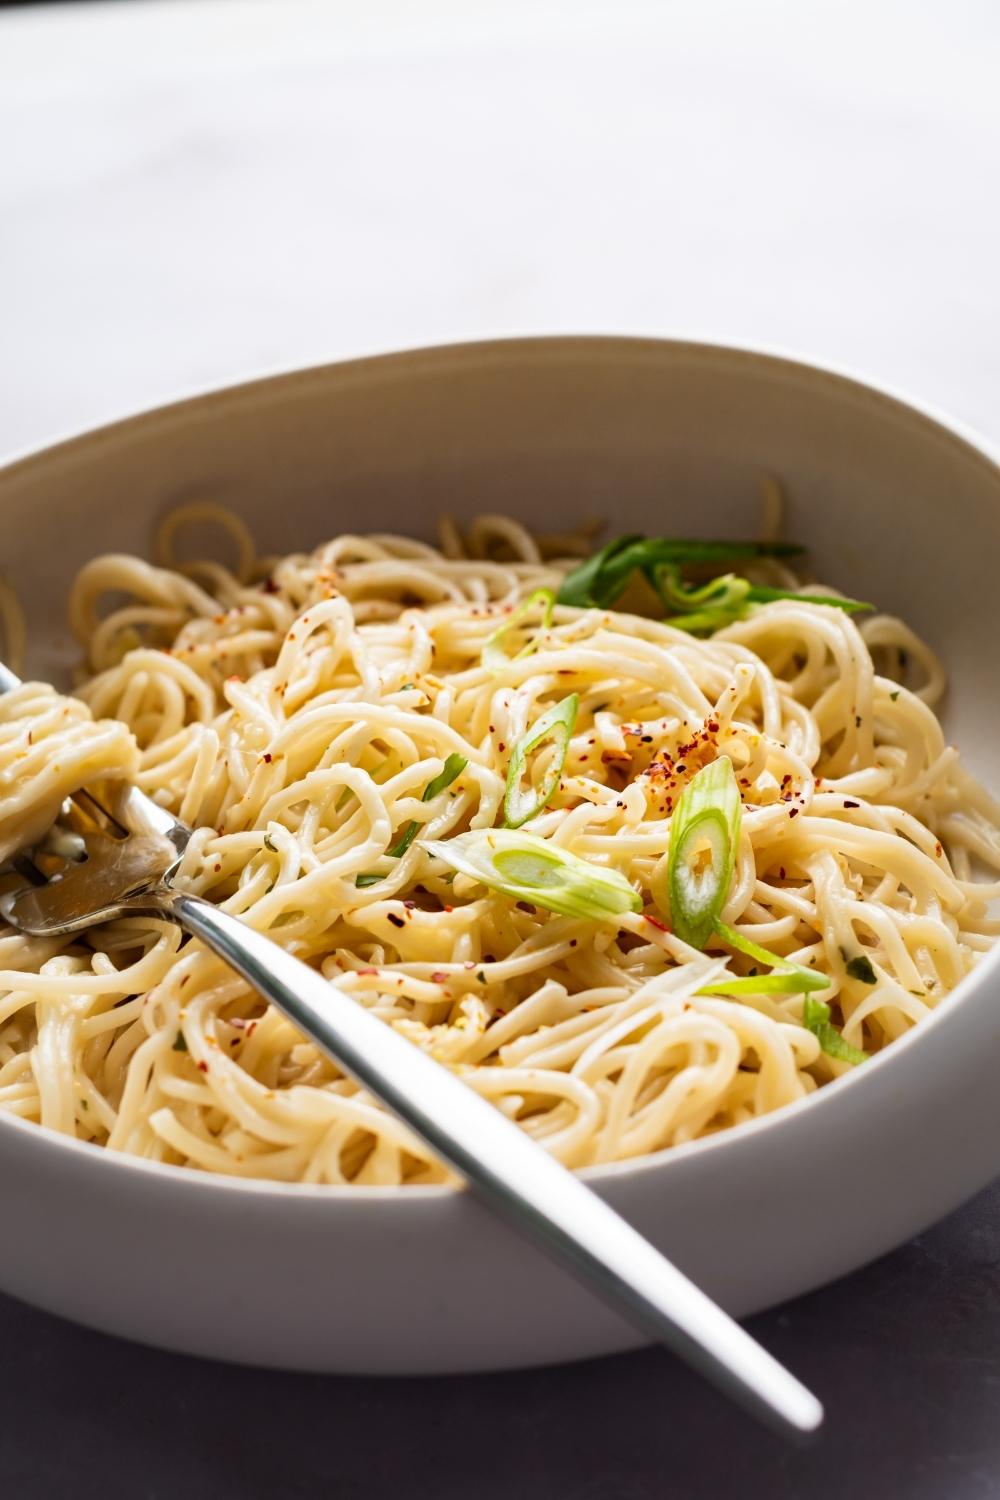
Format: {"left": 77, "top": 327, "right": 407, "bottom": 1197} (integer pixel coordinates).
{"left": 2, "top": 337, "right": 999, "bottom": 1374}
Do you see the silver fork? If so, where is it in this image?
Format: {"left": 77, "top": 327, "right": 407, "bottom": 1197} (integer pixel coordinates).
{"left": 0, "top": 661, "right": 821, "bottom": 1438}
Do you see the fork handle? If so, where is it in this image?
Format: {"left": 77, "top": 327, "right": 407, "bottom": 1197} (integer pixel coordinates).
{"left": 168, "top": 890, "right": 821, "bottom": 1437}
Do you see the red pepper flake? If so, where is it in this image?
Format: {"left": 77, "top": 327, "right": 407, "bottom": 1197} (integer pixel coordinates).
{"left": 197, "top": 1061, "right": 208, "bottom": 1073}
{"left": 443, "top": 905, "right": 453, "bottom": 914}
{"left": 788, "top": 807, "right": 799, "bottom": 818}
{"left": 263, "top": 753, "right": 272, "bottom": 763}
{"left": 498, "top": 742, "right": 506, "bottom": 752}
{"left": 646, "top": 915, "right": 670, "bottom": 933}
{"left": 778, "top": 867, "right": 786, "bottom": 879}
{"left": 843, "top": 800, "right": 859, "bottom": 808}
{"left": 387, "top": 913, "right": 405, "bottom": 929}
{"left": 430, "top": 971, "right": 448, "bottom": 983}
{"left": 356, "top": 967, "right": 380, "bottom": 976}
{"left": 262, "top": 577, "right": 280, "bottom": 594}
{"left": 935, "top": 841, "right": 943, "bottom": 857}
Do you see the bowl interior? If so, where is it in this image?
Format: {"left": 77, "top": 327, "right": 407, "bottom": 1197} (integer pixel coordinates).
{"left": 4, "top": 337, "right": 997, "bottom": 794}
{"left": 3, "top": 338, "right": 1000, "bottom": 1375}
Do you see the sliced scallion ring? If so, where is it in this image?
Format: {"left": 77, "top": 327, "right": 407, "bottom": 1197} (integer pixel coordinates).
{"left": 654, "top": 755, "right": 742, "bottom": 949}
{"left": 425, "top": 829, "right": 641, "bottom": 922}
{"left": 503, "top": 693, "right": 577, "bottom": 828}
{"left": 482, "top": 589, "right": 555, "bottom": 671}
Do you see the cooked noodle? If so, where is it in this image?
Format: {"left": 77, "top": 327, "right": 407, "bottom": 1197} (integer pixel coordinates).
{"left": 0, "top": 506, "right": 998, "bottom": 1184}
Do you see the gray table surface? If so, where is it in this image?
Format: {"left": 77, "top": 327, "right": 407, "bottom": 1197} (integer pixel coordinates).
{"left": 3, "top": 3, "right": 1000, "bottom": 1496}
{"left": 4, "top": 1180, "right": 1000, "bottom": 1500}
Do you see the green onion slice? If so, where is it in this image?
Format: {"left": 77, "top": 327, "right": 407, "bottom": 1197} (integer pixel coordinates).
{"left": 422, "top": 752, "right": 468, "bottom": 803}
{"left": 656, "top": 566, "right": 753, "bottom": 616}
{"left": 503, "top": 693, "right": 577, "bottom": 828}
{"left": 557, "top": 536, "right": 803, "bottom": 610}
{"left": 803, "top": 996, "right": 868, "bottom": 1066}
{"left": 665, "top": 585, "right": 872, "bottom": 636}
{"left": 697, "top": 972, "right": 830, "bottom": 997}
{"left": 655, "top": 756, "right": 742, "bottom": 949}
{"left": 356, "top": 753, "right": 467, "bottom": 887}
{"left": 742, "top": 585, "right": 872, "bottom": 613}
{"left": 665, "top": 608, "right": 746, "bottom": 636}
{"left": 425, "top": 829, "right": 641, "bottom": 922}
{"left": 713, "top": 920, "right": 829, "bottom": 993}
{"left": 483, "top": 589, "right": 555, "bottom": 671}
{"left": 655, "top": 561, "right": 872, "bottom": 637}
{"left": 555, "top": 533, "right": 870, "bottom": 636}
{"left": 655, "top": 756, "right": 834, "bottom": 998}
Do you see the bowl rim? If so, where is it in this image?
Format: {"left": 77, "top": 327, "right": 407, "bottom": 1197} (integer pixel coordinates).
{"left": 2, "top": 331, "right": 998, "bottom": 1203}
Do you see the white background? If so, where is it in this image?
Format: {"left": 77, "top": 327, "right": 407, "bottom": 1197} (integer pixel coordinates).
{"left": 1, "top": 0, "right": 998, "bottom": 458}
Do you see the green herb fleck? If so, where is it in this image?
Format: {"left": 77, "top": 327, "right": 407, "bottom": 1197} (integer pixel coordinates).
{"left": 846, "top": 954, "right": 877, "bottom": 984}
